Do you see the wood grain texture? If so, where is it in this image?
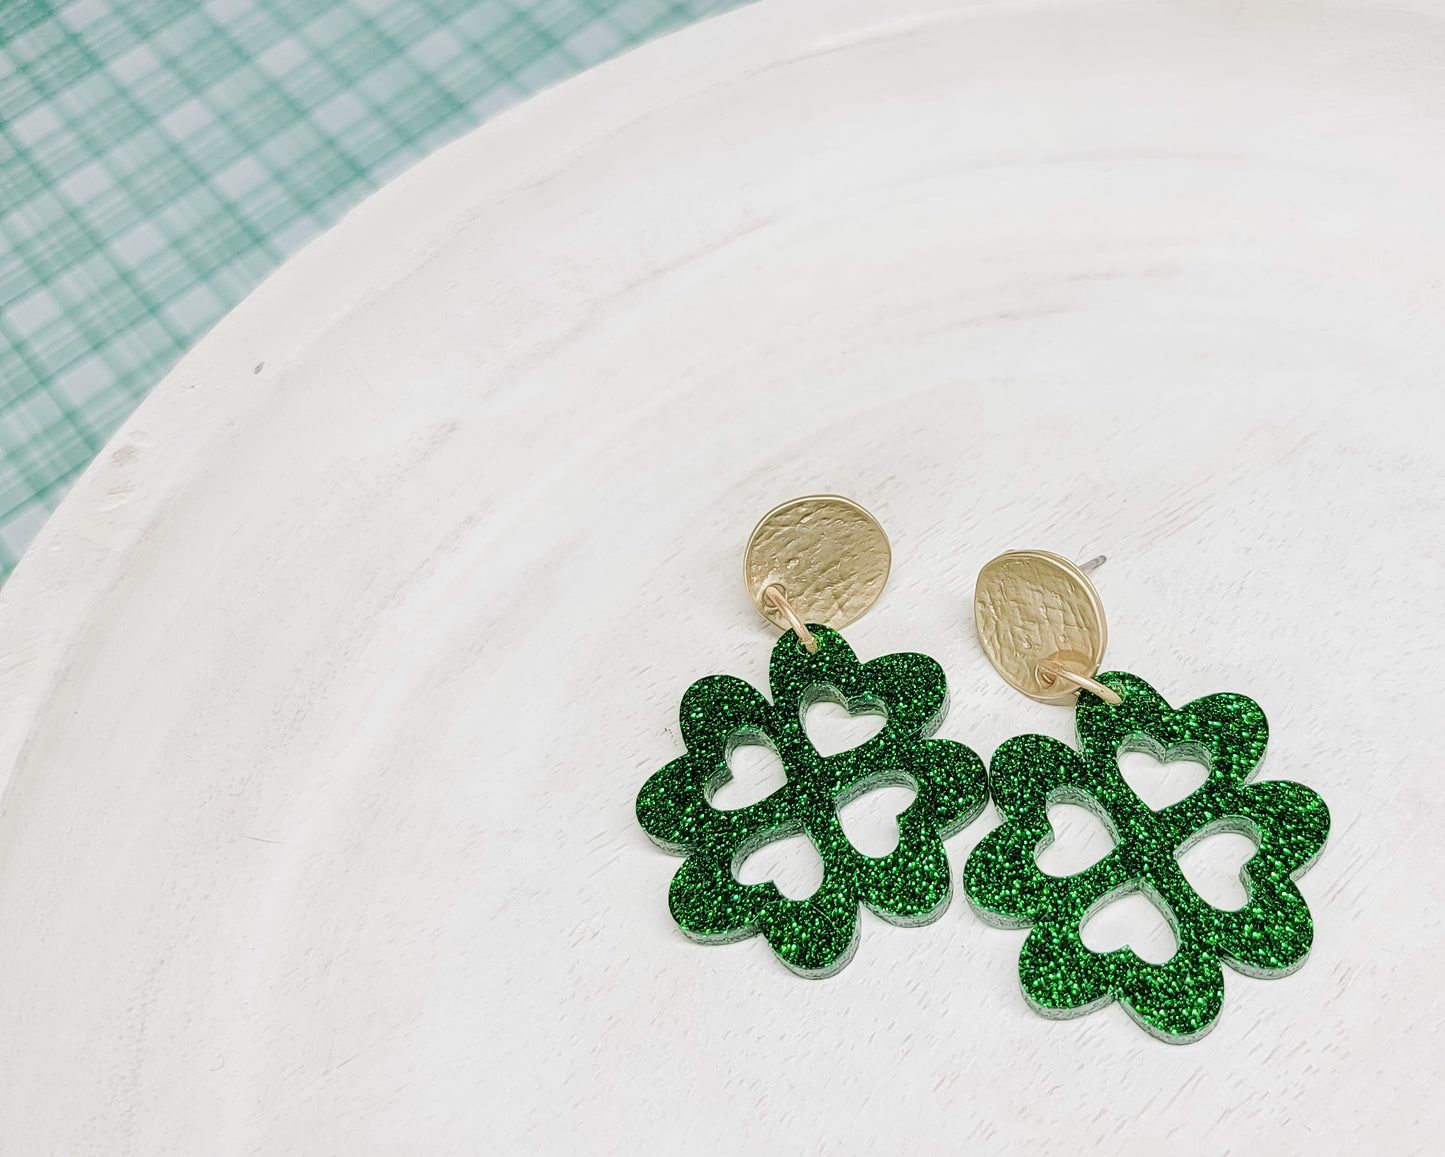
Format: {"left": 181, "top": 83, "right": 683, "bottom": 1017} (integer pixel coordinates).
{"left": 0, "top": 0, "right": 1441, "bottom": 1152}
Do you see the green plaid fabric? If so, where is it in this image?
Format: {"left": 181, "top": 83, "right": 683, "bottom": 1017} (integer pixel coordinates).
{"left": 0, "top": 0, "right": 747, "bottom": 578}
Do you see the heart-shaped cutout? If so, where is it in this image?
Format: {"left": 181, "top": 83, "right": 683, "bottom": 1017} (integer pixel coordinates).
{"left": 734, "top": 828, "right": 824, "bottom": 900}
{"left": 1035, "top": 795, "right": 1117, "bottom": 877}
{"left": 1081, "top": 884, "right": 1179, "bottom": 964}
{"left": 712, "top": 736, "right": 787, "bottom": 811}
{"left": 1176, "top": 823, "right": 1258, "bottom": 911}
{"left": 1117, "top": 748, "right": 1208, "bottom": 811}
{"left": 837, "top": 782, "right": 917, "bottom": 858}
{"left": 804, "top": 696, "right": 886, "bottom": 757}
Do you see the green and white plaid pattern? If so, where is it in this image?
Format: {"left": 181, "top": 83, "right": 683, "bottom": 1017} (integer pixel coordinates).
{"left": 0, "top": 0, "right": 747, "bottom": 578}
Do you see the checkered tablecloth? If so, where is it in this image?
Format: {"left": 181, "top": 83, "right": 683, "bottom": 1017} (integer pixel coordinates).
{"left": 0, "top": 0, "right": 746, "bottom": 579}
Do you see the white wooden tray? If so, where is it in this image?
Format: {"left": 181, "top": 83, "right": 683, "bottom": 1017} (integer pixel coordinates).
{"left": 0, "top": 0, "right": 1440, "bottom": 1151}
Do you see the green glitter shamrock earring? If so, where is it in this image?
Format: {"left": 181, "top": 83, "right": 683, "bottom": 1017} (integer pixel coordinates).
{"left": 636, "top": 496, "right": 987, "bottom": 978}
{"left": 965, "top": 550, "right": 1329, "bottom": 1043}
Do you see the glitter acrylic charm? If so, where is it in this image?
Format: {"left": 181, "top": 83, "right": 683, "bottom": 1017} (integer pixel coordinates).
{"left": 638, "top": 495, "right": 988, "bottom": 976}
{"left": 969, "top": 548, "right": 1329, "bottom": 1042}
{"left": 637, "top": 624, "right": 987, "bottom": 977}
{"left": 963, "top": 672, "right": 1330, "bottom": 1043}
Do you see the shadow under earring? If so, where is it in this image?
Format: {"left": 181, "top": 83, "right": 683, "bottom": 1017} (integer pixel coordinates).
{"left": 964, "top": 550, "right": 1329, "bottom": 1043}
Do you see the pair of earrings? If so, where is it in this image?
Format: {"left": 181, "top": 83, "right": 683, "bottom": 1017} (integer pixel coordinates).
{"left": 635, "top": 496, "right": 1329, "bottom": 1044}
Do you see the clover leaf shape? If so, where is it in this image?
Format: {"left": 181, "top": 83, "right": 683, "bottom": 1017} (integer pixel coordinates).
{"left": 637, "top": 625, "right": 986, "bottom": 978}
{"left": 964, "top": 672, "right": 1329, "bottom": 1043}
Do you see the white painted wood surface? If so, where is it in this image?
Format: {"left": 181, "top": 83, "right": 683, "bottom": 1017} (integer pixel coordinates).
{"left": 0, "top": 0, "right": 1442, "bottom": 1151}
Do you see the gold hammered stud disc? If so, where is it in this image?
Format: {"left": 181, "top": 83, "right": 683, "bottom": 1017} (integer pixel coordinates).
{"left": 744, "top": 495, "right": 891, "bottom": 631}
{"left": 974, "top": 549, "right": 1109, "bottom": 705}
